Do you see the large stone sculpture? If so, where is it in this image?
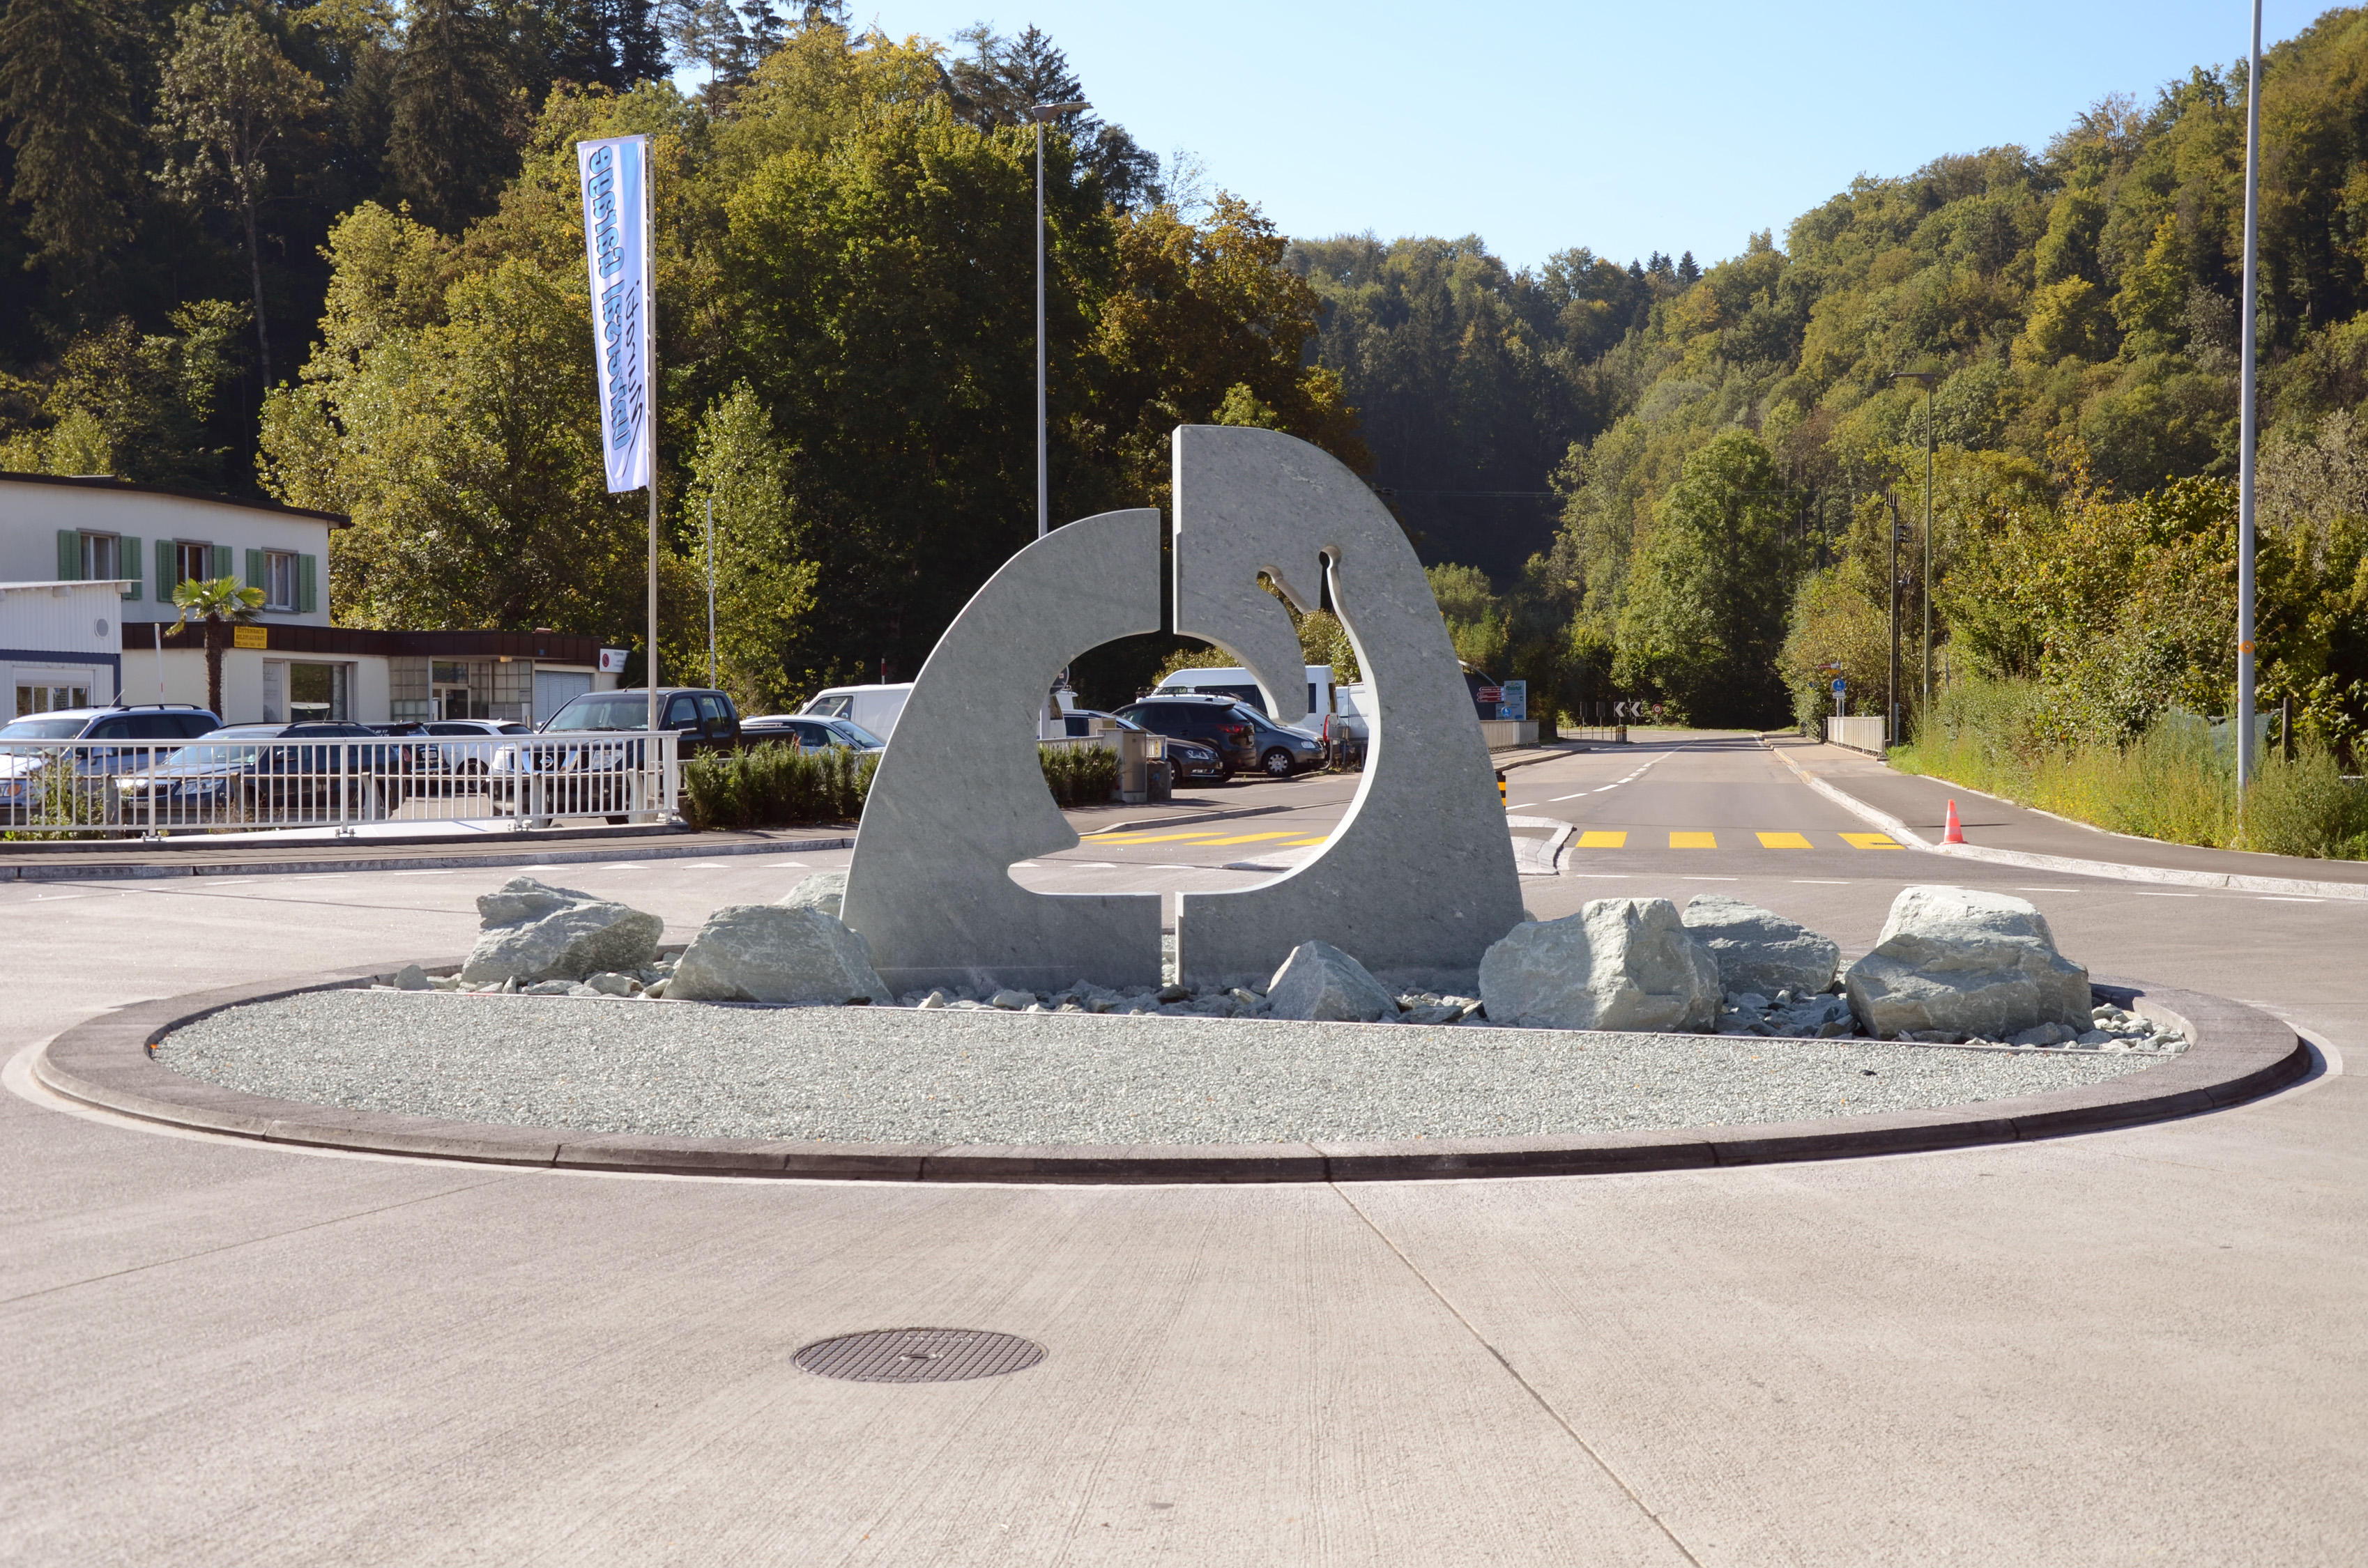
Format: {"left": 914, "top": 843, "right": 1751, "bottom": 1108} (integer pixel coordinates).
{"left": 1170, "top": 425, "right": 1526, "bottom": 988}
{"left": 838, "top": 510, "right": 1165, "bottom": 993}
{"left": 837, "top": 427, "right": 1525, "bottom": 995}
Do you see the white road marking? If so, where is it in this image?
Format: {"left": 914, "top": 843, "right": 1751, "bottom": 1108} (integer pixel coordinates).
{"left": 1549, "top": 792, "right": 1593, "bottom": 801}
{"left": 2258, "top": 896, "right": 2321, "bottom": 902}
{"left": 1681, "top": 875, "right": 1738, "bottom": 881}
{"left": 2131, "top": 891, "right": 2199, "bottom": 898}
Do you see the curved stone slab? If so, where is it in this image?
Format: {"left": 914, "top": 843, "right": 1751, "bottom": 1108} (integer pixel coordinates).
{"left": 840, "top": 510, "right": 1163, "bottom": 992}
{"left": 1170, "top": 426, "right": 1527, "bottom": 989}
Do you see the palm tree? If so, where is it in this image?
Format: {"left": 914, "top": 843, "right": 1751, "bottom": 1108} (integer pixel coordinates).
{"left": 172, "top": 576, "right": 266, "bottom": 720}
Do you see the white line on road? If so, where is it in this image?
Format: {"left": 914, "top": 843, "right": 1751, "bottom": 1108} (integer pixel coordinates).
{"left": 1549, "top": 792, "right": 1593, "bottom": 801}
{"left": 1681, "top": 875, "right": 1738, "bottom": 881}
{"left": 2258, "top": 896, "right": 2322, "bottom": 902}
{"left": 2131, "top": 891, "right": 2199, "bottom": 898}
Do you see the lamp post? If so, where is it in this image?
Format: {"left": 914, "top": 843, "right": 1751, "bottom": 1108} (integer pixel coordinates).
{"left": 1032, "top": 100, "right": 1090, "bottom": 543}
{"left": 1888, "top": 369, "right": 1938, "bottom": 735}
{"left": 1887, "top": 495, "right": 1905, "bottom": 746}
{"left": 704, "top": 494, "right": 717, "bottom": 688}
{"left": 2238, "top": 0, "right": 2263, "bottom": 794}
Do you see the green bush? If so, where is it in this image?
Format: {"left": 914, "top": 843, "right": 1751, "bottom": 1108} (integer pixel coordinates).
{"left": 680, "top": 742, "right": 876, "bottom": 830}
{"left": 1040, "top": 744, "right": 1117, "bottom": 808}
{"left": 1894, "top": 678, "right": 2367, "bottom": 858}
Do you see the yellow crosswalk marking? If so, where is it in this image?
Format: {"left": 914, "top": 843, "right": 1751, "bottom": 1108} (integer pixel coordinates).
{"left": 1575, "top": 829, "right": 1626, "bottom": 847}
{"left": 1841, "top": 832, "right": 1904, "bottom": 850}
{"left": 1083, "top": 830, "right": 1225, "bottom": 844}
{"left": 1669, "top": 831, "right": 1717, "bottom": 848}
{"left": 1756, "top": 831, "right": 1812, "bottom": 849}
{"left": 1203, "top": 831, "right": 1297, "bottom": 846}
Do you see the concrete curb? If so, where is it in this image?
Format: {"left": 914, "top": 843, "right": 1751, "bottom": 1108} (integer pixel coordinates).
{"left": 34, "top": 965, "right": 2308, "bottom": 1185}
{"left": 1759, "top": 739, "right": 2368, "bottom": 902}
{"left": 0, "top": 834, "right": 857, "bottom": 883}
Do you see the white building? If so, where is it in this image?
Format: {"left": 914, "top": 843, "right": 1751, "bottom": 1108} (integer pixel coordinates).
{"left": 4, "top": 473, "right": 624, "bottom": 724}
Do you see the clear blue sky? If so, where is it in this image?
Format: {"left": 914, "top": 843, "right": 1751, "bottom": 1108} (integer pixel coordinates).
{"left": 827, "top": 1, "right": 2332, "bottom": 271}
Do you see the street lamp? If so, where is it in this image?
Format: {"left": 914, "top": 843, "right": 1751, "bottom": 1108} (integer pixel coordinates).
{"left": 2237, "top": 0, "right": 2264, "bottom": 794}
{"left": 1032, "top": 100, "right": 1090, "bottom": 542}
{"left": 1888, "top": 369, "right": 1938, "bottom": 735}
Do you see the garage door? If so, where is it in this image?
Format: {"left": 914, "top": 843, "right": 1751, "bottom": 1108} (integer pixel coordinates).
{"left": 533, "top": 669, "right": 592, "bottom": 724}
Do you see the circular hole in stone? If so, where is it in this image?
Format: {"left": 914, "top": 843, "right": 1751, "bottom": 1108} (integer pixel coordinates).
{"left": 793, "top": 1328, "right": 1046, "bottom": 1384}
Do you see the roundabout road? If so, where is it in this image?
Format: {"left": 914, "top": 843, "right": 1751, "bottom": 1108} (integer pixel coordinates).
{"left": 3, "top": 735, "right": 2364, "bottom": 1567}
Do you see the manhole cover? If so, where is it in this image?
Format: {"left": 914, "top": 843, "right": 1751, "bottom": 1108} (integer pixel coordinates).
{"left": 793, "top": 1328, "right": 1046, "bottom": 1384}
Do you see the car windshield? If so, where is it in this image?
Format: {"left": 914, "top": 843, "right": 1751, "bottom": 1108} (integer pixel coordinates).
{"left": 0, "top": 717, "right": 87, "bottom": 739}
{"left": 544, "top": 695, "right": 657, "bottom": 732}
{"left": 160, "top": 728, "right": 279, "bottom": 767}
{"left": 829, "top": 719, "right": 885, "bottom": 748}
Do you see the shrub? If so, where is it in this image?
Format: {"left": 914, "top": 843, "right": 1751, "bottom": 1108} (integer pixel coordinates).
{"left": 1040, "top": 744, "right": 1117, "bottom": 807}
{"left": 680, "top": 742, "right": 876, "bottom": 830}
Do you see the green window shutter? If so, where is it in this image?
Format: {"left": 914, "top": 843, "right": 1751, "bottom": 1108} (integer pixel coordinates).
{"left": 245, "top": 548, "right": 264, "bottom": 594}
{"left": 121, "top": 536, "right": 142, "bottom": 600}
{"left": 155, "top": 539, "right": 175, "bottom": 599}
{"left": 57, "top": 530, "right": 79, "bottom": 580}
{"left": 209, "top": 544, "right": 231, "bottom": 580}
{"left": 300, "top": 553, "right": 319, "bottom": 613}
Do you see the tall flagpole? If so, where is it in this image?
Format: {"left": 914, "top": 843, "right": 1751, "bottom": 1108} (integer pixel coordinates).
{"left": 2237, "top": 0, "right": 2263, "bottom": 799}
{"left": 643, "top": 134, "right": 660, "bottom": 738}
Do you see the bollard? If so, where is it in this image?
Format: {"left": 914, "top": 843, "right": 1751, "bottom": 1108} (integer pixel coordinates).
{"left": 1497, "top": 769, "right": 1507, "bottom": 806}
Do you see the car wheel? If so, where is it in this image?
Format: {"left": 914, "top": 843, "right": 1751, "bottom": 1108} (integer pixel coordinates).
{"left": 1260, "top": 747, "right": 1293, "bottom": 778}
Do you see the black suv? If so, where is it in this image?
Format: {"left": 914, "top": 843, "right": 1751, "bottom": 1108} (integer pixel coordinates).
{"left": 0, "top": 704, "right": 221, "bottom": 822}
{"left": 1113, "top": 694, "right": 1258, "bottom": 776}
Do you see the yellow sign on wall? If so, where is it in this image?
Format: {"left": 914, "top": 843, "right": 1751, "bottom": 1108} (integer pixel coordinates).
{"left": 233, "top": 625, "right": 268, "bottom": 650}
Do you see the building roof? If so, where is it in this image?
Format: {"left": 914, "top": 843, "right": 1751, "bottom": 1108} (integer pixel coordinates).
{"left": 0, "top": 471, "right": 351, "bottom": 528}
{"left": 125, "top": 621, "right": 609, "bottom": 665}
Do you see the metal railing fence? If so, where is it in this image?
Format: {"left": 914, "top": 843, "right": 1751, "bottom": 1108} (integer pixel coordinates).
{"left": 0, "top": 732, "right": 679, "bottom": 837}
{"left": 1826, "top": 716, "right": 1887, "bottom": 755}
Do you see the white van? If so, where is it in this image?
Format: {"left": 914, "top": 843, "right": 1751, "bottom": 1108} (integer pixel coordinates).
{"left": 1153, "top": 664, "right": 1335, "bottom": 733}
{"left": 800, "top": 682, "right": 915, "bottom": 739}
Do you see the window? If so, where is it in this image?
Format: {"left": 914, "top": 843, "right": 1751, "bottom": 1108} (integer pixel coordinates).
{"left": 265, "top": 551, "right": 298, "bottom": 610}
{"left": 174, "top": 541, "right": 212, "bottom": 588}
{"left": 664, "top": 695, "right": 700, "bottom": 728}
{"left": 14, "top": 685, "right": 90, "bottom": 717}
{"left": 287, "top": 662, "right": 350, "bottom": 723}
{"left": 79, "top": 533, "right": 120, "bottom": 581}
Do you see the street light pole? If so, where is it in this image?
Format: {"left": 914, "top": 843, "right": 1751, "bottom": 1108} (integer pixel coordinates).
{"left": 2238, "top": 0, "right": 2264, "bottom": 795}
{"left": 1888, "top": 495, "right": 1904, "bottom": 747}
{"left": 704, "top": 494, "right": 717, "bottom": 689}
{"left": 1888, "top": 370, "right": 1939, "bottom": 735}
{"left": 1032, "top": 100, "right": 1090, "bottom": 544}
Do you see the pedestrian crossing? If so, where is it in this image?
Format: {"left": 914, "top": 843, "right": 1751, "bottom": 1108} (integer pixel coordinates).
{"left": 1573, "top": 829, "right": 1905, "bottom": 850}
{"left": 1085, "top": 824, "right": 1909, "bottom": 852}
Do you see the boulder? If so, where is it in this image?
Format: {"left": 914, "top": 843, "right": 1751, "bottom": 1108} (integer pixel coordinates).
{"left": 779, "top": 871, "right": 848, "bottom": 921}
{"left": 1478, "top": 898, "right": 1721, "bottom": 1032}
{"left": 460, "top": 877, "right": 663, "bottom": 985}
{"left": 667, "top": 905, "right": 888, "bottom": 1004}
{"left": 1844, "top": 886, "right": 2091, "bottom": 1040}
{"left": 1681, "top": 895, "right": 1840, "bottom": 997}
{"left": 1264, "top": 941, "right": 1396, "bottom": 1022}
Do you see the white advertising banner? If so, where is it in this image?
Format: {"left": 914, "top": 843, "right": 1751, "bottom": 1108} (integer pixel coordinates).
{"left": 576, "top": 135, "right": 653, "bottom": 493}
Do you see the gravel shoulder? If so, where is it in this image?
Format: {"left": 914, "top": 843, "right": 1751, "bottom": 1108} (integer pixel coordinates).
{"left": 153, "top": 992, "right": 2169, "bottom": 1146}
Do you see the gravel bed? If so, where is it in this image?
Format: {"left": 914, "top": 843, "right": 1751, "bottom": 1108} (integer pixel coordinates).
{"left": 153, "top": 990, "right": 2170, "bottom": 1146}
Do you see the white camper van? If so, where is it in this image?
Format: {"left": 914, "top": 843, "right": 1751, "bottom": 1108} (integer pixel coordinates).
{"left": 1153, "top": 664, "right": 1335, "bottom": 733}
{"left": 799, "top": 682, "right": 915, "bottom": 739}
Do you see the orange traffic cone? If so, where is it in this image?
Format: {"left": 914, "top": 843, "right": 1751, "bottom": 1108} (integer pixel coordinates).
{"left": 1943, "top": 799, "right": 1966, "bottom": 845}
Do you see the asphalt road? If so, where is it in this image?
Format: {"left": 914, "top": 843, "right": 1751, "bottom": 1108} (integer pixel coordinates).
{"left": 3, "top": 732, "right": 2362, "bottom": 1566}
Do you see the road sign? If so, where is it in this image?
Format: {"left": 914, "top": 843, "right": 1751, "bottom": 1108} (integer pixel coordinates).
{"left": 1831, "top": 677, "right": 1846, "bottom": 695}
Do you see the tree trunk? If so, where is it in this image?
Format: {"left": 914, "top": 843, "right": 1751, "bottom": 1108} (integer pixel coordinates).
{"left": 206, "top": 620, "right": 225, "bottom": 721}
{"left": 242, "top": 197, "right": 271, "bottom": 387}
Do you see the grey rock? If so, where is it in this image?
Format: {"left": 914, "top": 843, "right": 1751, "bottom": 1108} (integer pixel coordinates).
{"left": 778, "top": 871, "right": 848, "bottom": 921}
{"left": 917, "top": 989, "right": 952, "bottom": 1010}
{"left": 1683, "top": 895, "right": 1841, "bottom": 997}
{"left": 524, "top": 980, "right": 574, "bottom": 996}
{"left": 584, "top": 971, "right": 638, "bottom": 997}
{"left": 2010, "top": 1022, "right": 2079, "bottom": 1048}
{"left": 667, "top": 905, "right": 888, "bottom": 1005}
{"left": 1478, "top": 898, "right": 1721, "bottom": 1033}
{"left": 1844, "top": 886, "right": 2092, "bottom": 1040}
{"left": 460, "top": 877, "right": 663, "bottom": 985}
{"left": 1156, "top": 983, "right": 1191, "bottom": 1004}
{"left": 393, "top": 963, "right": 430, "bottom": 992}
{"left": 987, "top": 989, "right": 1037, "bottom": 1010}
{"left": 1264, "top": 941, "right": 1396, "bottom": 1023}
{"left": 2075, "top": 1029, "right": 2115, "bottom": 1046}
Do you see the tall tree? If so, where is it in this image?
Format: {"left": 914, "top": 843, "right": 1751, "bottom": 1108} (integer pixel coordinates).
{"left": 0, "top": 0, "right": 147, "bottom": 279}
{"left": 602, "top": 0, "right": 664, "bottom": 83}
{"left": 153, "top": 7, "right": 325, "bottom": 387}
{"left": 388, "top": 0, "right": 515, "bottom": 233}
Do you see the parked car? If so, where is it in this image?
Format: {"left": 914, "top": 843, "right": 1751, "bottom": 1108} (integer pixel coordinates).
{"left": 0, "top": 704, "right": 221, "bottom": 822}
{"left": 491, "top": 688, "right": 742, "bottom": 821}
{"left": 112, "top": 722, "right": 413, "bottom": 824}
{"left": 1152, "top": 663, "right": 1337, "bottom": 730}
{"left": 1165, "top": 736, "right": 1224, "bottom": 786}
{"left": 1112, "top": 693, "right": 1259, "bottom": 777}
{"left": 799, "top": 683, "right": 913, "bottom": 740}
{"left": 741, "top": 714, "right": 887, "bottom": 753}
{"left": 1227, "top": 702, "right": 1327, "bottom": 778}
{"left": 374, "top": 718, "right": 535, "bottom": 791}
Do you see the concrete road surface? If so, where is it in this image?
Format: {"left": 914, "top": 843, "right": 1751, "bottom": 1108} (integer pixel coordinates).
{"left": 3, "top": 733, "right": 2362, "bottom": 1566}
